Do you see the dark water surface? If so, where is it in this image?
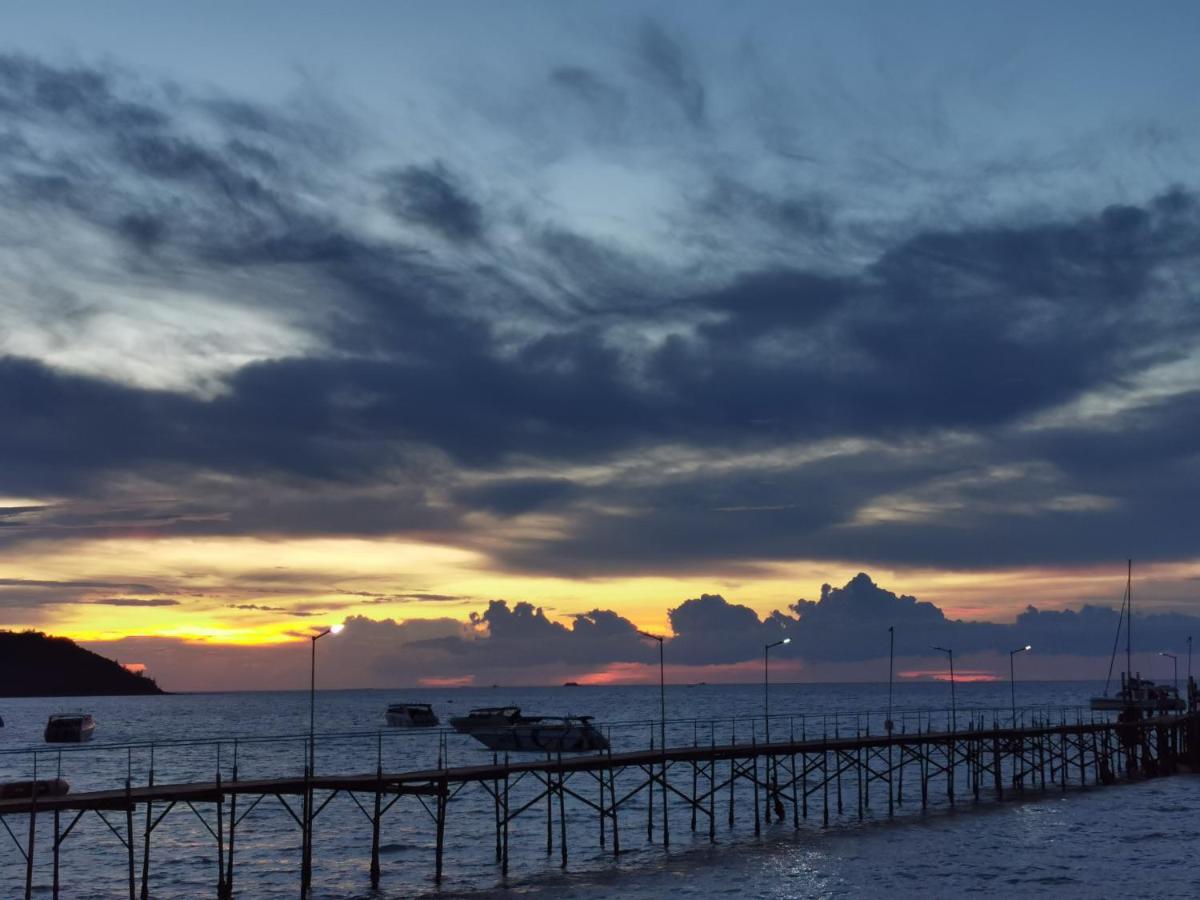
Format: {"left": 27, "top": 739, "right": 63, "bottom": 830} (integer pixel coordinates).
{"left": 0, "top": 681, "right": 1192, "bottom": 898}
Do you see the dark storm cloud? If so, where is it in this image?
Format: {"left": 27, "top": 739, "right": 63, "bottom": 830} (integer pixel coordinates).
{"left": 380, "top": 162, "right": 484, "bottom": 242}
{"left": 3, "top": 49, "right": 1200, "bottom": 577}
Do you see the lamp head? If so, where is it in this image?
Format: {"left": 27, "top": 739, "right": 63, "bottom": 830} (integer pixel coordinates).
{"left": 782, "top": 637, "right": 792, "bottom": 645}
{"left": 330, "top": 623, "right": 345, "bottom": 635}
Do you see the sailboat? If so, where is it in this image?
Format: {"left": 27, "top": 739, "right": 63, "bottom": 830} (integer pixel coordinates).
{"left": 1090, "top": 560, "right": 1184, "bottom": 712}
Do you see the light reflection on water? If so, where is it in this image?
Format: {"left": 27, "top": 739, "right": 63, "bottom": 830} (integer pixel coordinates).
{"left": 0, "top": 681, "right": 1191, "bottom": 898}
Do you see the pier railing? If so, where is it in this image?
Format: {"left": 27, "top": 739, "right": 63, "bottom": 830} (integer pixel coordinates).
{"left": 0, "top": 702, "right": 1120, "bottom": 792}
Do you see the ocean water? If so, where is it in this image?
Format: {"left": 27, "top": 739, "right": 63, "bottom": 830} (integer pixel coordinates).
{"left": 0, "top": 681, "right": 1193, "bottom": 898}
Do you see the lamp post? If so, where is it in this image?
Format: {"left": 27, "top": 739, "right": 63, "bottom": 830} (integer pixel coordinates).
{"left": 1009, "top": 645, "right": 1031, "bottom": 727}
{"left": 1160, "top": 651, "right": 1178, "bottom": 694}
{"left": 637, "top": 630, "right": 668, "bottom": 846}
{"left": 309, "top": 624, "right": 344, "bottom": 772}
{"left": 764, "top": 638, "right": 791, "bottom": 743}
{"left": 933, "top": 646, "right": 955, "bottom": 732}
{"left": 303, "top": 622, "right": 342, "bottom": 897}
{"left": 887, "top": 626, "right": 895, "bottom": 733}
{"left": 637, "top": 631, "right": 667, "bottom": 754}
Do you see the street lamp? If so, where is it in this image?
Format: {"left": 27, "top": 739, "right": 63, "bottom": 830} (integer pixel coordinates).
{"left": 764, "top": 638, "right": 791, "bottom": 742}
{"left": 933, "top": 646, "right": 956, "bottom": 732}
{"left": 1009, "top": 645, "right": 1031, "bottom": 727}
{"left": 1160, "top": 651, "right": 1178, "bottom": 695}
{"left": 638, "top": 628, "right": 667, "bottom": 849}
{"left": 637, "top": 631, "right": 667, "bottom": 754}
{"left": 887, "top": 626, "right": 895, "bottom": 733}
{"left": 304, "top": 622, "right": 342, "bottom": 896}
{"left": 309, "top": 623, "right": 345, "bottom": 770}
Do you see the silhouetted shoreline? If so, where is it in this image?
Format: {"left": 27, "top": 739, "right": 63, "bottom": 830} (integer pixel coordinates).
{"left": 0, "top": 630, "right": 165, "bottom": 697}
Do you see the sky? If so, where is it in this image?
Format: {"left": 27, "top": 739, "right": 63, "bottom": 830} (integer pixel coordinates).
{"left": 2, "top": 2, "right": 1200, "bottom": 691}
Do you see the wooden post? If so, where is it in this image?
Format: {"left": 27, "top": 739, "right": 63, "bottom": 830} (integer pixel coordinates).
{"left": 822, "top": 750, "right": 829, "bottom": 828}
{"left": 226, "top": 749, "right": 238, "bottom": 900}
{"left": 126, "top": 780, "right": 136, "bottom": 900}
{"left": 53, "top": 808, "right": 60, "bottom": 900}
{"left": 708, "top": 752, "right": 716, "bottom": 843}
{"left": 216, "top": 771, "right": 226, "bottom": 900}
{"left": 503, "top": 761, "right": 512, "bottom": 874}
{"left": 557, "top": 752, "right": 567, "bottom": 868}
{"left": 752, "top": 741, "right": 761, "bottom": 837}
{"left": 598, "top": 764, "right": 607, "bottom": 849}
{"left": 856, "top": 745, "right": 864, "bottom": 821}
{"left": 434, "top": 777, "right": 448, "bottom": 884}
{"left": 24, "top": 791, "right": 36, "bottom": 900}
{"left": 690, "top": 723, "right": 699, "bottom": 834}
{"left": 141, "top": 758, "right": 153, "bottom": 900}
{"left": 608, "top": 756, "right": 620, "bottom": 857}
{"left": 546, "top": 756, "right": 555, "bottom": 855}
{"left": 371, "top": 756, "right": 383, "bottom": 888}
{"left": 646, "top": 731, "right": 654, "bottom": 843}
{"left": 493, "top": 753, "right": 502, "bottom": 862}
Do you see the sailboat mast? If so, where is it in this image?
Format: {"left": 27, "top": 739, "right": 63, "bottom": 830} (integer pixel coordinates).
{"left": 1126, "top": 558, "right": 1132, "bottom": 680}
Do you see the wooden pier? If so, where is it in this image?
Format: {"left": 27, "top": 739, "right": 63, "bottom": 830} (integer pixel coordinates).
{"left": 2, "top": 708, "right": 1196, "bottom": 898}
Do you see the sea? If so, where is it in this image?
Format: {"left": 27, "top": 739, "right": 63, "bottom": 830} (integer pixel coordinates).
{"left": 1, "top": 681, "right": 1197, "bottom": 899}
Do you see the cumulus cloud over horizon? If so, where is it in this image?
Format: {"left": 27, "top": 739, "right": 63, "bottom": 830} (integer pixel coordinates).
{"left": 70, "top": 573, "right": 1200, "bottom": 691}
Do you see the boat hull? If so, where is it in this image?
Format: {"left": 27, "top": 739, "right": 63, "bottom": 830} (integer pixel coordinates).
{"left": 44, "top": 719, "right": 95, "bottom": 743}
{"left": 469, "top": 723, "right": 609, "bottom": 753}
{"left": 0, "top": 778, "right": 70, "bottom": 800}
{"left": 1090, "top": 696, "right": 1185, "bottom": 712}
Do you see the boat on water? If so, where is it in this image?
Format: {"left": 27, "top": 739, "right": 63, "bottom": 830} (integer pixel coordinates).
{"left": 385, "top": 703, "right": 439, "bottom": 727}
{"left": 44, "top": 714, "right": 95, "bottom": 743}
{"left": 449, "top": 706, "right": 536, "bottom": 733}
{"left": 1091, "top": 672, "right": 1183, "bottom": 712}
{"left": 466, "top": 715, "right": 609, "bottom": 753}
{"left": 0, "top": 778, "right": 70, "bottom": 800}
{"left": 1090, "top": 561, "right": 1186, "bottom": 713}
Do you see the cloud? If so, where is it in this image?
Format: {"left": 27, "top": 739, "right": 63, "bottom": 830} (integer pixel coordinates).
{"left": 380, "top": 162, "right": 484, "bottom": 242}
{"left": 87, "top": 597, "right": 180, "bottom": 607}
{"left": 75, "top": 573, "right": 1200, "bottom": 692}
{"left": 0, "top": 46, "right": 1199, "bottom": 584}
{"left": 635, "top": 20, "right": 706, "bottom": 128}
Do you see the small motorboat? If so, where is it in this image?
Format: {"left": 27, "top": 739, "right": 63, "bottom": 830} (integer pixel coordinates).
{"left": 385, "top": 703, "right": 439, "bottom": 727}
{"left": 44, "top": 714, "right": 96, "bottom": 743}
{"left": 0, "top": 778, "right": 70, "bottom": 800}
{"left": 467, "top": 715, "right": 609, "bottom": 753}
{"left": 449, "top": 706, "right": 536, "bottom": 733}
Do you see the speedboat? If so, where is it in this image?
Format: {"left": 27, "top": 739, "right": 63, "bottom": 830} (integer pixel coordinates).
{"left": 449, "top": 706, "right": 534, "bottom": 733}
{"left": 385, "top": 703, "right": 439, "bottom": 727}
{"left": 466, "top": 715, "right": 609, "bottom": 753}
{"left": 44, "top": 714, "right": 96, "bottom": 743}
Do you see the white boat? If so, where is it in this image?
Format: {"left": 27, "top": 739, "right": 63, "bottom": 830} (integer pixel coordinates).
{"left": 1090, "top": 561, "right": 1185, "bottom": 712}
{"left": 44, "top": 714, "right": 96, "bottom": 743}
{"left": 385, "top": 703, "right": 439, "bottom": 727}
{"left": 467, "top": 715, "right": 609, "bottom": 753}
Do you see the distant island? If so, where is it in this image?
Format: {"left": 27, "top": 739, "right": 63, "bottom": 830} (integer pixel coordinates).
{"left": 0, "top": 630, "right": 165, "bottom": 697}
